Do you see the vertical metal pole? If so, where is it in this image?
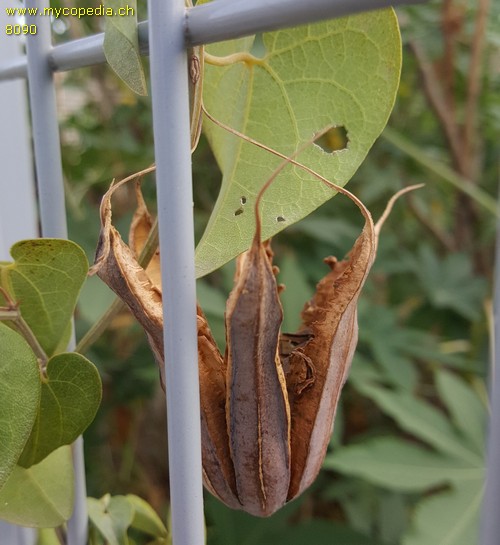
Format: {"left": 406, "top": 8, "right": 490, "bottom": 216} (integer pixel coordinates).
{"left": 25, "top": 0, "right": 67, "bottom": 240}
{"left": 147, "top": 0, "right": 205, "bottom": 543}
{"left": 0, "top": 523, "right": 35, "bottom": 545}
{"left": 480, "top": 212, "right": 500, "bottom": 545}
{"left": 0, "top": 12, "right": 37, "bottom": 543}
{"left": 25, "top": 2, "right": 88, "bottom": 545}
{"left": 0, "top": 9, "right": 37, "bottom": 253}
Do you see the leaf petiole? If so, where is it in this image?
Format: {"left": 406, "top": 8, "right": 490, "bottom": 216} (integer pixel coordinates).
{"left": 0, "top": 286, "right": 48, "bottom": 369}
{"left": 204, "top": 51, "right": 262, "bottom": 67}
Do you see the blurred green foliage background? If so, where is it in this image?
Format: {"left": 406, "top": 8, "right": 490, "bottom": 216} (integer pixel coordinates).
{"left": 53, "top": 0, "right": 498, "bottom": 543}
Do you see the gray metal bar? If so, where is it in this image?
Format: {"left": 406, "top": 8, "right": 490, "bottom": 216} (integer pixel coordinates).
{"left": 147, "top": 0, "right": 205, "bottom": 543}
{"left": 0, "top": 523, "right": 35, "bottom": 545}
{"left": 26, "top": 0, "right": 67, "bottom": 240}
{"left": 50, "top": 21, "right": 149, "bottom": 73}
{"left": 0, "top": 0, "right": 425, "bottom": 81}
{"left": 70, "top": 437, "right": 89, "bottom": 545}
{"left": 186, "top": 0, "right": 427, "bottom": 45}
{"left": 480, "top": 207, "right": 500, "bottom": 544}
{"left": 0, "top": 10, "right": 38, "bottom": 544}
{"left": 25, "top": 2, "right": 88, "bottom": 545}
{"left": 0, "top": 57, "right": 27, "bottom": 80}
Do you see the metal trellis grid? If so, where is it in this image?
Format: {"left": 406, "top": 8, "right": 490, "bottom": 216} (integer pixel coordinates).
{"left": 3, "top": 1, "right": 497, "bottom": 545}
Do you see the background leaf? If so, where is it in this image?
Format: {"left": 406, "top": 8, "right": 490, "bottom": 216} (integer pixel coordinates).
{"left": 435, "top": 369, "right": 486, "bottom": 456}
{"left": 103, "top": 0, "right": 147, "bottom": 96}
{"left": 324, "top": 437, "right": 482, "bottom": 492}
{"left": 354, "top": 382, "right": 483, "bottom": 466}
{"left": 412, "top": 246, "right": 488, "bottom": 320}
{"left": 278, "top": 251, "right": 312, "bottom": 333}
{"left": 126, "top": 494, "right": 168, "bottom": 539}
{"left": 0, "top": 324, "right": 40, "bottom": 490}
{"left": 0, "top": 446, "right": 74, "bottom": 527}
{"left": 402, "top": 482, "right": 483, "bottom": 545}
{"left": 0, "top": 239, "right": 88, "bottom": 357}
{"left": 196, "top": 9, "right": 401, "bottom": 276}
{"left": 88, "top": 494, "right": 135, "bottom": 545}
{"left": 205, "top": 495, "right": 386, "bottom": 545}
{"left": 18, "top": 353, "right": 102, "bottom": 468}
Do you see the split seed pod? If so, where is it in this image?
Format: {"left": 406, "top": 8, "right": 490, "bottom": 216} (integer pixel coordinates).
{"left": 90, "top": 134, "right": 420, "bottom": 517}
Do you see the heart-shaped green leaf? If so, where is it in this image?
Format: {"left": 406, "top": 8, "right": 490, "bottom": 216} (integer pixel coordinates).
{"left": 88, "top": 494, "right": 135, "bottom": 545}
{"left": 0, "top": 239, "right": 88, "bottom": 357}
{"left": 18, "top": 353, "right": 102, "bottom": 468}
{"left": 0, "top": 323, "right": 40, "bottom": 490}
{"left": 0, "top": 446, "right": 74, "bottom": 527}
{"left": 196, "top": 9, "right": 401, "bottom": 276}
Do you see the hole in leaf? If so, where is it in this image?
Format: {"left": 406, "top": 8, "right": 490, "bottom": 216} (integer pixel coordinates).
{"left": 234, "top": 208, "right": 244, "bottom": 216}
{"left": 276, "top": 216, "right": 286, "bottom": 223}
{"left": 240, "top": 196, "right": 247, "bottom": 205}
{"left": 315, "top": 125, "right": 349, "bottom": 153}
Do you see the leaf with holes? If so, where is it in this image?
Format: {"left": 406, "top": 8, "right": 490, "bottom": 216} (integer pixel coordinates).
{"left": 18, "top": 352, "right": 102, "bottom": 468}
{"left": 0, "top": 239, "right": 88, "bottom": 357}
{"left": 0, "top": 323, "right": 40, "bottom": 490}
{"left": 196, "top": 9, "right": 401, "bottom": 276}
{"left": 0, "top": 446, "right": 74, "bottom": 527}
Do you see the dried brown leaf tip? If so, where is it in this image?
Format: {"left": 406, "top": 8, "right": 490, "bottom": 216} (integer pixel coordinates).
{"left": 88, "top": 166, "right": 166, "bottom": 386}
{"left": 89, "top": 137, "right": 421, "bottom": 518}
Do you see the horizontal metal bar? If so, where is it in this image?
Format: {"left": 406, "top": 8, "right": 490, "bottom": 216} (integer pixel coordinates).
{"left": 0, "top": 0, "right": 425, "bottom": 81}
{"left": 186, "top": 0, "right": 427, "bottom": 46}
{"left": 0, "top": 21, "right": 148, "bottom": 81}
{"left": 50, "top": 21, "right": 149, "bottom": 72}
{"left": 0, "top": 57, "right": 27, "bottom": 80}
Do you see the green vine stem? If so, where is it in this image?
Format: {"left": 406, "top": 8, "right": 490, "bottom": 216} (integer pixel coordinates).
{"left": 0, "top": 286, "right": 49, "bottom": 368}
